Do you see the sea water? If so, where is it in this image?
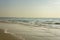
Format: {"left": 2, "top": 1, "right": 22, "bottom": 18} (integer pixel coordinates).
{"left": 0, "top": 17, "right": 60, "bottom": 28}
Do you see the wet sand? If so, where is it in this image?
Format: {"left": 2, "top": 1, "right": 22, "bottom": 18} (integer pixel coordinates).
{"left": 0, "top": 22, "right": 60, "bottom": 40}
{"left": 0, "top": 29, "right": 22, "bottom": 40}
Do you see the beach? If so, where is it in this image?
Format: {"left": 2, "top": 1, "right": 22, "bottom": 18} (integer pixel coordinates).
{"left": 0, "top": 22, "right": 60, "bottom": 40}
{"left": 0, "top": 29, "right": 22, "bottom": 40}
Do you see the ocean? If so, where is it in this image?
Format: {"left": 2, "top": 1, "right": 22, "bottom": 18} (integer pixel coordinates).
{"left": 0, "top": 17, "right": 60, "bottom": 28}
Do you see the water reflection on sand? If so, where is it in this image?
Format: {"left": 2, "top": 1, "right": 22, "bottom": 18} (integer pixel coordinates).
{"left": 0, "top": 23, "right": 60, "bottom": 40}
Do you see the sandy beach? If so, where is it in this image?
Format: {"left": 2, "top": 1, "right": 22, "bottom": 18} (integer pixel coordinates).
{"left": 0, "top": 29, "right": 22, "bottom": 40}
{"left": 0, "top": 22, "right": 60, "bottom": 40}
{"left": 0, "top": 27, "right": 26, "bottom": 40}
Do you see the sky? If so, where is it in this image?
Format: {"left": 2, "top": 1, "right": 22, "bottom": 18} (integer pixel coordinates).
{"left": 0, "top": 0, "right": 60, "bottom": 18}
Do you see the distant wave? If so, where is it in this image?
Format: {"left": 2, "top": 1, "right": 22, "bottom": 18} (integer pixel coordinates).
{"left": 0, "top": 18, "right": 60, "bottom": 29}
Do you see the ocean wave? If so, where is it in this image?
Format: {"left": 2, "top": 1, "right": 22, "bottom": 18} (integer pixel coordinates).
{"left": 1, "top": 18, "right": 60, "bottom": 29}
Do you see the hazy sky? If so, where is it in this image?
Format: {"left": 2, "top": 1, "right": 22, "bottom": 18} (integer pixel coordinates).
{"left": 0, "top": 0, "right": 60, "bottom": 18}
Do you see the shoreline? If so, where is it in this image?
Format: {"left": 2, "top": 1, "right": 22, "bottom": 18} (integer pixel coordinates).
{"left": 0, "top": 21, "right": 60, "bottom": 40}
{"left": 0, "top": 21, "right": 60, "bottom": 29}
